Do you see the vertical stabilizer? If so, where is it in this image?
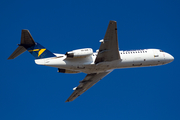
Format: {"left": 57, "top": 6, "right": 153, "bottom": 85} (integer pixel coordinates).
{"left": 8, "top": 30, "right": 55, "bottom": 59}
{"left": 27, "top": 42, "right": 56, "bottom": 59}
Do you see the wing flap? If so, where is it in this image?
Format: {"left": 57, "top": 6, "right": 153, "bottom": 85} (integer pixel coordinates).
{"left": 66, "top": 71, "right": 111, "bottom": 102}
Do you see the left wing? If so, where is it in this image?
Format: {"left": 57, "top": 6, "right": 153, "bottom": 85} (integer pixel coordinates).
{"left": 66, "top": 71, "right": 112, "bottom": 102}
{"left": 95, "top": 21, "right": 120, "bottom": 64}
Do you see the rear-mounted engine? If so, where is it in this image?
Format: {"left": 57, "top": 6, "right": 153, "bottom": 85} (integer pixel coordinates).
{"left": 65, "top": 48, "right": 93, "bottom": 58}
{"left": 58, "top": 68, "right": 81, "bottom": 74}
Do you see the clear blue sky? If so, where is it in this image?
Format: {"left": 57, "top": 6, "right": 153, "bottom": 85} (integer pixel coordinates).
{"left": 1, "top": 0, "right": 180, "bottom": 120}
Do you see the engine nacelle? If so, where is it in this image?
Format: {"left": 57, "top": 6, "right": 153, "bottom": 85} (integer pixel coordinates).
{"left": 65, "top": 48, "right": 93, "bottom": 58}
{"left": 58, "top": 68, "right": 81, "bottom": 74}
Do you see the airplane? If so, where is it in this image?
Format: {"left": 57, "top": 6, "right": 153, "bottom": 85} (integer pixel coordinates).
{"left": 8, "top": 21, "right": 174, "bottom": 102}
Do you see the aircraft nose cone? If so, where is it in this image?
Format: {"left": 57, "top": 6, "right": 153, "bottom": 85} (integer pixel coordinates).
{"left": 170, "top": 55, "right": 174, "bottom": 61}
{"left": 165, "top": 53, "right": 174, "bottom": 63}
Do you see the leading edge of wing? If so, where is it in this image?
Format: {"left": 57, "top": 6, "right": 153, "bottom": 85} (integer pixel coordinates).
{"left": 65, "top": 71, "right": 112, "bottom": 102}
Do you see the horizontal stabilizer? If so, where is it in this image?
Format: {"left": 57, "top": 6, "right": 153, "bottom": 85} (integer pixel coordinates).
{"left": 20, "top": 30, "right": 35, "bottom": 48}
{"left": 8, "top": 30, "right": 36, "bottom": 59}
{"left": 8, "top": 46, "right": 26, "bottom": 59}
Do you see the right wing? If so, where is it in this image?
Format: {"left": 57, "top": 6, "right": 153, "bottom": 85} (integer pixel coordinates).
{"left": 66, "top": 71, "right": 112, "bottom": 102}
{"left": 95, "top": 21, "right": 120, "bottom": 64}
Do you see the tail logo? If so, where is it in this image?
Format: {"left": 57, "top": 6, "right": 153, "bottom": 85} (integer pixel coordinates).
{"left": 28, "top": 49, "right": 46, "bottom": 57}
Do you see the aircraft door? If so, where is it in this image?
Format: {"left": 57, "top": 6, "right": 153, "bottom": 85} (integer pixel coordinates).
{"left": 153, "top": 50, "right": 159, "bottom": 58}
{"left": 153, "top": 49, "right": 161, "bottom": 65}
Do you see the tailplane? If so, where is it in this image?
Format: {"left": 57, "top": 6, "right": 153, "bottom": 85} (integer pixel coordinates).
{"left": 8, "top": 30, "right": 55, "bottom": 59}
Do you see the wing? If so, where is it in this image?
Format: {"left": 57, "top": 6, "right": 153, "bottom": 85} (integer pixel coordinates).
{"left": 66, "top": 71, "right": 112, "bottom": 102}
{"left": 95, "top": 21, "right": 120, "bottom": 64}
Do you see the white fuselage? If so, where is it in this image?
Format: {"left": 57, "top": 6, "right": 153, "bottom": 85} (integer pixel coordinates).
{"left": 35, "top": 49, "right": 174, "bottom": 74}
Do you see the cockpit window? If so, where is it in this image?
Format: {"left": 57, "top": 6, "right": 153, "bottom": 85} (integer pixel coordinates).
{"left": 160, "top": 50, "right": 164, "bottom": 52}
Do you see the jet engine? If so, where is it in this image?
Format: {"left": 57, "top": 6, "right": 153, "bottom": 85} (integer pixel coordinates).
{"left": 65, "top": 48, "right": 93, "bottom": 58}
{"left": 58, "top": 68, "right": 81, "bottom": 74}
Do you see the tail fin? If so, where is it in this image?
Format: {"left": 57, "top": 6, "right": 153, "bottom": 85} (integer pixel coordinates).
{"left": 27, "top": 42, "right": 55, "bottom": 59}
{"left": 8, "top": 30, "right": 55, "bottom": 59}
